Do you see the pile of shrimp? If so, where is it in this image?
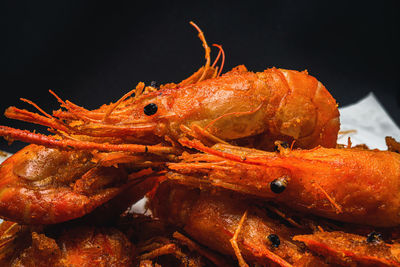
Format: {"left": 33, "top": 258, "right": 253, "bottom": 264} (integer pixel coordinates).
{"left": 0, "top": 22, "right": 399, "bottom": 266}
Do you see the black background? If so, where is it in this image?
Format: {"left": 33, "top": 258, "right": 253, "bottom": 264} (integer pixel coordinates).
{"left": 2, "top": 0, "right": 399, "bottom": 153}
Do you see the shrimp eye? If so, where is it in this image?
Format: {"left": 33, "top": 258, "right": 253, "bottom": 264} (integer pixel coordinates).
{"left": 270, "top": 177, "right": 288, "bottom": 194}
{"left": 274, "top": 141, "right": 289, "bottom": 152}
{"left": 267, "top": 234, "right": 280, "bottom": 248}
{"left": 150, "top": 81, "right": 158, "bottom": 89}
{"left": 144, "top": 103, "right": 158, "bottom": 116}
{"left": 366, "top": 232, "right": 382, "bottom": 244}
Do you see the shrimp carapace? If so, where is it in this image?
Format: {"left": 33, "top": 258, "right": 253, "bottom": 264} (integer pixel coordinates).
{"left": 168, "top": 139, "right": 400, "bottom": 227}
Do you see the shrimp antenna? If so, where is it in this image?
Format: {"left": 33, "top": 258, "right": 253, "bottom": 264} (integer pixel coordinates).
{"left": 189, "top": 21, "right": 211, "bottom": 82}
{"left": 212, "top": 44, "right": 225, "bottom": 77}
{"left": 211, "top": 45, "right": 222, "bottom": 68}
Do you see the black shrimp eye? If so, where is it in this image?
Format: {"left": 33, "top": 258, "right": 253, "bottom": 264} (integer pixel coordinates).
{"left": 274, "top": 141, "right": 289, "bottom": 152}
{"left": 366, "top": 231, "right": 382, "bottom": 244}
{"left": 267, "top": 234, "right": 280, "bottom": 248}
{"left": 144, "top": 103, "right": 158, "bottom": 116}
{"left": 150, "top": 81, "right": 158, "bottom": 88}
{"left": 280, "top": 141, "right": 289, "bottom": 148}
{"left": 270, "top": 177, "right": 288, "bottom": 194}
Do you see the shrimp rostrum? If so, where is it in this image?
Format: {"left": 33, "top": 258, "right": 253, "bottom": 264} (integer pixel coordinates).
{"left": 0, "top": 23, "right": 339, "bottom": 154}
{"left": 168, "top": 139, "right": 400, "bottom": 227}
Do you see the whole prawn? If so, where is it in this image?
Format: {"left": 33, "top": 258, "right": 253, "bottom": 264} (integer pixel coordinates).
{"left": 150, "top": 181, "right": 328, "bottom": 267}
{"left": 168, "top": 139, "right": 400, "bottom": 227}
{"left": 0, "top": 144, "right": 161, "bottom": 224}
{"left": 0, "top": 23, "right": 339, "bottom": 154}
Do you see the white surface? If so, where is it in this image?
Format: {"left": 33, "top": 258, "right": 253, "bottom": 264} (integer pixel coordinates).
{"left": 128, "top": 196, "right": 152, "bottom": 215}
{"left": 0, "top": 152, "right": 12, "bottom": 165}
{"left": 338, "top": 92, "right": 400, "bottom": 150}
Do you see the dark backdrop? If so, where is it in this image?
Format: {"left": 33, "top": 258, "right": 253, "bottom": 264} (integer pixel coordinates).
{"left": 2, "top": 0, "right": 399, "bottom": 153}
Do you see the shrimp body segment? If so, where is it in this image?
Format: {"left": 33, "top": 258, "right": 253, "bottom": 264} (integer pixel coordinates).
{"left": 169, "top": 140, "right": 400, "bottom": 227}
